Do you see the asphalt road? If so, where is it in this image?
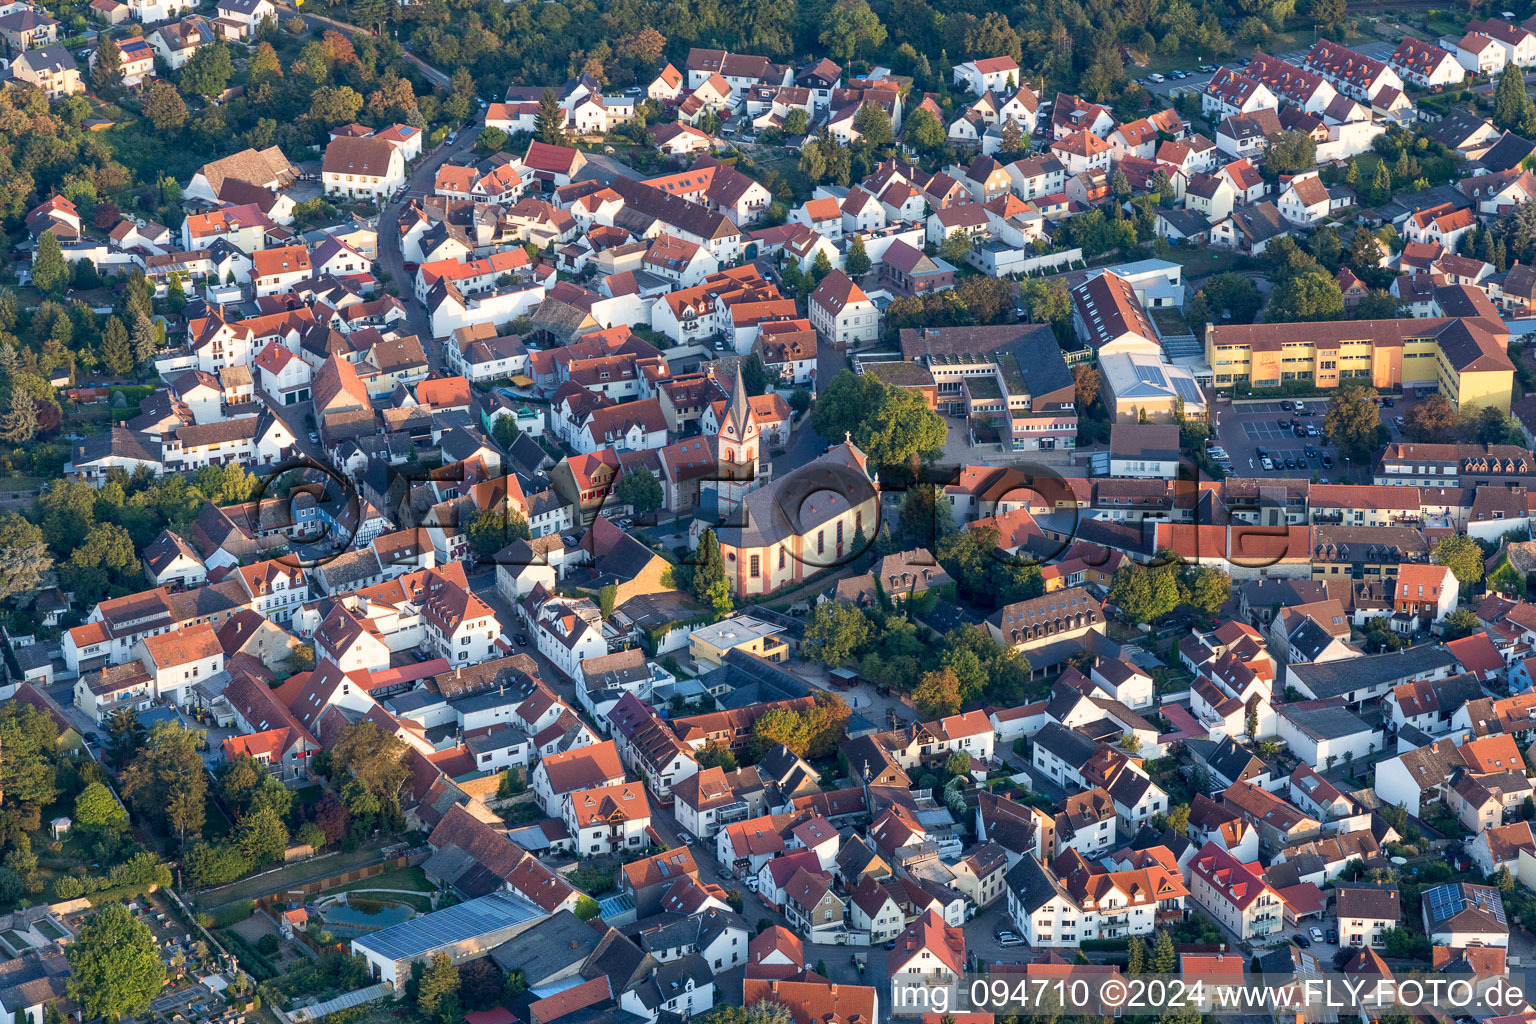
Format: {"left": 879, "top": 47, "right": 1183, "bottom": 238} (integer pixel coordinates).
{"left": 375, "top": 130, "right": 481, "bottom": 363}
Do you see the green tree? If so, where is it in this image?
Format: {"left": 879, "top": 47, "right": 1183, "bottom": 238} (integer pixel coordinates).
{"left": 904, "top": 107, "right": 945, "bottom": 152}
{"left": 1354, "top": 290, "right": 1401, "bottom": 320}
{"left": 60, "top": 522, "right": 140, "bottom": 602}
{"left": 783, "top": 108, "right": 810, "bottom": 136}
{"left": 1200, "top": 273, "right": 1263, "bottom": 324}
{"left": 1402, "top": 392, "right": 1459, "bottom": 443}
{"left": 464, "top": 507, "right": 531, "bottom": 559}
{"left": 1433, "top": 533, "right": 1485, "bottom": 587}
{"left": 599, "top": 584, "right": 618, "bottom": 619}
{"left": 939, "top": 231, "right": 974, "bottom": 263}
{"left": 66, "top": 903, "right": 166, "bottom": 1023}
{"left": 1369, "top": 160, "right": 1392, "bottom": 204}
{"left": 31, "top": 231, "right": 68, "bottom": 296}
{"left": 1441, "top": 607, "right": 1482, "bottom": 641}
{"left": 120, "top": 723, "right": 206, "bottom": 844}
{"left": 0, "top": 513, "right": 52, "bottom": 603}
{"left": 130, "top": 311, "right": 159, "bottom": 365}
{"left": 912, "top": 668, "right": 962, "bottom": 718}
{"left": 75, "top": 781, "right": 128, "bottom": 836}
{"left": 330, "top": 720, "right": 410, "bottom": 822}
{"left": 696, "top": 740, "right": 738, "bottom": 772}
{"left": 536, "top": 87, "right": 566, "bottom": 145}
{"left": 616, "top": 466, "right": 663, "bottom": 514}
{"left": 802, "top": 602, "right": 872, "bottom": 665}
{"left": 1346, "top": 227, "right": 1384, "bottom": 270}
{"left": 1186, "top": 565, "right": 1232, "bottom": 617}
{"left": 945, "top": 751, "right": 971, "bottom": 777}
{"left": 845, "top": 235, "right": 872, "bottom": 278}
{"left": 181, "top": 41, "right": 233, "bottom": 97}
{"left": 91, "top": 37, "right": 124, "bottom": 97}
{"left": 1108, "top": 562, "right": 1179, "bottom": 625}
{"left": 1151, "top": 929, "right": 1177, "bottom": 973}
{"left": 0, "top": 388, "right": 36, "bottom": 446}
{"left": 1323, "top": 383, "right": 1381, "bottom": 462}
{"left": 692, "top": 529, "right": 728, "bottom": 606}
{"left": 820, "top": 0, "right": 887, "bottom": 60}
{"left": 417, "top": 953, "right": 461, "bottom": 1023}
{"left": 234, "top": 806, "right": 289, "bottom": 865}
{"left": 1495, "top": 65, "right": 1535, "bottom": 132}
{"left": 1127, "top": 936, "right": 1146, "bottom": 974}
{"left": 810, "top": 248, "right": 833, "bottom": 283}
{"left": 490, "top": 415, "right": 520, "bottom": 451}
{"left": 1265, "top": 131, "right": 1317, "bottom": 174}
{"left": 98, "top": 316, "right": 132, "bottom": 375}
{"left": 1266, "top": 269, "right": 1345, "bottom": 323}
{"left": 852, "top": 103, "right": 894, "bottom": 146}
{"left": 248, "top": 41, "right": 282, "bottom": 83}
{"left": 1000, "top": 118, "right": 1026, "bottom": 157}
{"left": 0, "top": 703, "right": 58, "bottom": 815}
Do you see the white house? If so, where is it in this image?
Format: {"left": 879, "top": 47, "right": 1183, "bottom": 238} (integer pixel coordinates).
{"left": 808, "top": 270, "right": 878, "bottom": 348}
{"left": 322, "top": 137, "right": 406, "bottom": 201}
{"left": 953, "top": 56, "right": 1021, "bottom": 96}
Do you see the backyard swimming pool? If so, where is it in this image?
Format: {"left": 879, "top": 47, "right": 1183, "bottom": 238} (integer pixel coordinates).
{"left": 315, "top": 897, "right": 415, "bottom": 937}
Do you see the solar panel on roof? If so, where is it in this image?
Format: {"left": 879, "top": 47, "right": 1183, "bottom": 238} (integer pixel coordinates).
{"left": 1173, "top": 377, "right": 1202, "bottom": 402}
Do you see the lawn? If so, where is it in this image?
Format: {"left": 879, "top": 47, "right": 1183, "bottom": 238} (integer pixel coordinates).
{"left": 326, "top": 865, "right": 435, "bottom": 897}
{"left": 1156, "top": 244, "right": 1246, "bottom": 283}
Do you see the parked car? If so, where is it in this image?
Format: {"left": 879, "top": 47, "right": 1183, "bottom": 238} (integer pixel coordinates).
{"left": 1321, "top": 454, "right": 1334, "bottom": 468}
{"left": 1284, "top": 456, "right": 1297, "bottom": 469}
{"left": 1293, "top": 934, "right": 1311, "bottom": 948}
{"left": 515, "top": 634, "right": 528, "bottom": 646}
{"left": 403, "top": 261, "right": 420, "bottom": 273}
{"left": 1303, "top": 444, "right": 1316, "bottom": 457}
{"left": 1310, "top": 927, "right": 1325, "bottom": 943}
{"left": 1277, "top": 418, "right": 1290, "bottom": 428}
{"left": 1261, "top": 456, "right": 1274, "bottom": 471}
{"left": 1256, "top": 446, "right": 1268, "bottom": 458}
{"left": 997, "top": 934, "right": 1026, "bottom": 948}
{"left": 308, "top": 431, "right": 320, "bottom": 444}
{"left": 1326, "top": 928, "right": 1339, "bottom": 944}
{"left": 1148, "top": 72, "right": 1165, "bottom": 82}
{"left": 1306, "top": 425, "right": 1319, "bottom": 436}
{"left": 1383, "top": 397, "right": 1395, "bottom": 407}
{"left": 1280, "top": 399, "right": 1294, "bottom": 410}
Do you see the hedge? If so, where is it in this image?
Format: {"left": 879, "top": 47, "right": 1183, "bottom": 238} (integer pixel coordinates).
{"left": 1079, "top": 938, "right": 1131, "bottom": 952}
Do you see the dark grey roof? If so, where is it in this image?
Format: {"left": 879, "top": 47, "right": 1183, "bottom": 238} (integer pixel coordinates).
{"left": 1206, "top": 735, "right": 1263, "bottom": 786}
{"left": 1280, "top": 703, "right": 1375, "bottom": 741}
{"left": 488, "top": 908, "right": 603, "bottom": 981}
{"left": 1424, "top": 108, "right": 1495, "bottom": 149}
{"left": 1479, "top": 132, "right": 1536, "bottom": 173}
{"left": 1287, "top": 617, "right": 1338, "bottom": 661}
{"left": 73, "top": 426, "right": 160, "bottom": 466}
{"left": 1289, "top": 645, "right": 1457, "bottom": 699}
{"left": 1032, "top": 721, "right": 1098, "bottom": 766}
{"left": 1004, "top": 854, "right": 1065, "bottom": 914}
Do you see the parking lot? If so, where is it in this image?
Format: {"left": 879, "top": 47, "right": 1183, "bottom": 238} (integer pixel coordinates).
{"left": 1213, "top": 399, "right": 1344, "bottom": 479}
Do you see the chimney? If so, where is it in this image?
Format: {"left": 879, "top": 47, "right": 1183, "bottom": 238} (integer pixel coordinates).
{"left": 571, "top": 939, "right": 579, "bottom": 949}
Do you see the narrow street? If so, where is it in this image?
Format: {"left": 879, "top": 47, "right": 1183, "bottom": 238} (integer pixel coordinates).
{"left": 375, "top": 130, "right": 481, "bottom": 369}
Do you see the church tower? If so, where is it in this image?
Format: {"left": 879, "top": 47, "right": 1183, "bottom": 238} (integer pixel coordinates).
{"left": 712, "top": 363, "right": 760, "bottom": 518}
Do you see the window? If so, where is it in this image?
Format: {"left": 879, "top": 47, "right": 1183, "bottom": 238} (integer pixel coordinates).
{"left": 778, "top": 547, "right": 786, "bottom": 570}
{"left": 750, "top": 555, "right": 760, "bottom": 578}
{"left": 836, "top": 521, "right": 844, "bottom": 545}
{"left": 817, "top": 531, "right": 825, "bottom": 554}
